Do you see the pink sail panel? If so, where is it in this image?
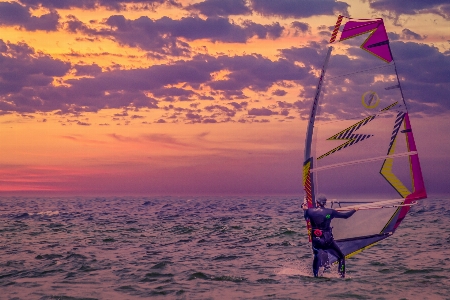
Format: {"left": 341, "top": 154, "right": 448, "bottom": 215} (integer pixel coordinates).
{"left": 403, "top": 113, "right": 427, "bottom": 200}
{"left": 339, "top": 18, "right": 393, "bottom": 63}
{"left": 393, "top": 113, "right": 427, "bottom": 230}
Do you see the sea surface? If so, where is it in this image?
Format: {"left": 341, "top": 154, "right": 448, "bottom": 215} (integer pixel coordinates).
{"left": 0, "top": 196, "right": 449, "bottom": 300}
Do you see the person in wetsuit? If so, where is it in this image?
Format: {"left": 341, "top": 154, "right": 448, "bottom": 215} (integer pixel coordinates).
{"left": 302, "top": 195, "right": 356, "bottom": 278}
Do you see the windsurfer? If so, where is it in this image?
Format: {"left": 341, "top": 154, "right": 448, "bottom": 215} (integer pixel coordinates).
{"left": 302, "top": 195, "right": 356, "bottom": 278}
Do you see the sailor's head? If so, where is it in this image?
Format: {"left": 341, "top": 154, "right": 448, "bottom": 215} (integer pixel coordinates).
{"left": 316, "top": 195, "right": 327, "bottom": 207}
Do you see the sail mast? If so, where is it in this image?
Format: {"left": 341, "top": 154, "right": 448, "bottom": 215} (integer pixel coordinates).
{"left": 302, "top": 46, "right": 332, "bottom": 242}
{"left": 303, "top": 46, "right": 332, "bottom": 205}
{"left": 304, "top": 46, "right": 332, "bottom": 162}
{"left": 392, "top": 61, "right": 408, "bottom": 109}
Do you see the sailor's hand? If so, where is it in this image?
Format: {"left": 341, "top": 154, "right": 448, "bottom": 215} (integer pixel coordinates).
{"left": 302, "top": 196, "right": 308, "bottom": 210}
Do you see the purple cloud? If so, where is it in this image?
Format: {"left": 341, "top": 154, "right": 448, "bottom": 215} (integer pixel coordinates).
{"left": 151, "top": 87, "right": 197, "bottom": 98}
{"left": 401, "top": 28, "right": 427, "bottom": 40}
{"left": 18, "top": 0, "right": 180, "bottom": 11}
{"left": 77, "top": 121, "right": 91, "bottom": 126}
{"left": 291, "top": 21, "right": 311, "bottom": 33}
{"left": 388, "top": 31, "right": 401, "bottom": 41}
{"left": 74, "top": 64, "right": 102, "bottom": 76}
{"left": 1, "top": 36, "right": 447, "bottom": 123}
{"left": 66, "top": 15, "right": 284, "bottom": 56}
{"left": 229, "top": 101, "right": 248, "bottom": 110}
{"left": 250, "top": 0, "right": 349, "bottom": 18}
{"left": 368, "top": 0, "right": 450, "bottom": 19}
{"left": 0, "top": 40, "right": 70, "bottom": 108}
{"left": 277, "top": 101, "right": 295, "bottom": 109}
{"left": 204, "top": 104, "right": 236, "bottom": 117}
{"left": 0, "top": 41, "right": 341, "bottom": 117}
{"left": 272, "top": 89, "right": 287, "bottom": 96}
{"left": 65, "top": 14, "right": 94, "bottom": 33}
{"left": 188, "top": 0, "right": 251, "bottom": 17}
{"left": 280, "top": 41, "right": 328, "bottom": 69}
{"left": 208, "top": 54, "right": 310, "bottom": 92}
{"left": 248, "top": 107, "right": 276, "bottom": 116}
{"left": 280, "top": 38, "right": 450, "bottom": 119}
{"left": 0, "top": 2, "right": 59, "bottom": 31}
{"left": 390, "top": 41, "right": 450, "bottom": 113}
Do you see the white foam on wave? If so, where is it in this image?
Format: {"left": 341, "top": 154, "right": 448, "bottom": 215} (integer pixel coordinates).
{"left": 36, "top": 210, "right": 59, "bottom": 216}
{"left": 278, "top": 267, "right": 311, "bottom": 276}
{"left": 277, "top": 260, "right": 312, "bottom": 277}
{"left": 277, "top": 260, "right": 343, "bottom": 278}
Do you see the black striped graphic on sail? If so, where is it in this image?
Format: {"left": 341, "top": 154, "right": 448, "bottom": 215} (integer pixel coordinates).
{"left": 318, "top": 102, "right": 399, "bottom": 160}
{"left": 386, "top": 112, "right": 406, "bottom": 154}
{"left": 318, "top": 115, "right": 375, "bottom": 160}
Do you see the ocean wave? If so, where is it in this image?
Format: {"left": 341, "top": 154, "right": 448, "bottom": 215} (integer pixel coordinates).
{"left": 0, "top": 196, "right": 448, "bottom": 299}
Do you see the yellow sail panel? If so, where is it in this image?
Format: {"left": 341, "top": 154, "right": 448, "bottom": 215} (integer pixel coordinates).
{"left": 380, "top": 122, "right": 411, "bottom": 198}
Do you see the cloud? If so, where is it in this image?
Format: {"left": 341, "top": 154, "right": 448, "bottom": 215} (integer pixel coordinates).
{"left": 18, "top": 0, "right": 180, "bottom": 11}
{"left": 187, "top": 0, "right": 251, "bottom": 17}
{"left": 130, "top": 114, "right": 144, "bottom": 119}
{"left": 229, "top": 101, "right": 248, "bottom": 110}
{"left": 248, "top": 107, "right": 277, "bottom": 116}
{"left": 4, "top": 37, "right": 447, "bottom": 121}
{"left": 74, "top": 64, "right": 102, "bottom": 76}
{"left": 291, "top": 21, "right": 311, "bottom": 33}
{"left": 388, "top": 31, "right": 401, "bottom": 41}
{"left": 401, "top": 28, "right": 427, "bottom": 40}
{"left": 250, "top": 0, "right": 349, "bottom": 18}
{"left": 207, "top": 54, "right": 310, "bottom": 92}
{"left": 65, "top": 14, "right": 94, "bottom": 33}
{"left": 186, "top": 112, "right": 202, "bottom": 119}
{"left": 0, "top": 40, "right": 70, "bottom": 112}
{"left": 272, "top": 89, "right": 287, "bottom": 96}
{"left": 368, "top": 0, "right": 450, "bottom": 19}
{"left": 161, "top": 104, "right": 234, "bottom": 123}
{"left": 204, "top": 104, "right": 237, "bottom": 117}
{"left": 142, "top": 133, "right": 188, "bottom": 146}
{"left": 280, "top": 37, "right": 450, "bottom": 119}
{"left": 77, "top": 121, "right": 91, "bottom": 126}
{"left": 151, "top": 87, "right": 196, "bottom": 98}
{"left": 0, "top": 40, "right": 312, "bottom": 116}
{"left": 0, "top": 2, "right": 59, "bottom": 31}
{"left": 280, "top": 41, "right": 328, "bottom": 69}
{"left": 67, "top": 15, "right": 284, "bottom": 56}
{"left": 220, "top": 89, "right": 248, "bottom": 100}
{"left": 108, "top": 132, "right": 190, "bottom": 145}
{"left": 390, "top": 41, "right": 450, "bottom": 113}
{"left": 277, "top": 101, "right": 294, "bottom": 109}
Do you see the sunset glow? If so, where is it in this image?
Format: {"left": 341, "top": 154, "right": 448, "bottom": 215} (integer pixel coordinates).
{"left": 0, "top": 0, "right": 449, "bottom": 195}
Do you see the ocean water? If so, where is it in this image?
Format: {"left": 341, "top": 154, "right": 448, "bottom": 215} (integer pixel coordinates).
{"left": 0, "top": 196, "right": 449, "bottom": 300}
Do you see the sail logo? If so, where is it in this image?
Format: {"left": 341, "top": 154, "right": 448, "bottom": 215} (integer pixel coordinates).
{"left": 318, "top": 102, "right": 397, "bottom": 160}
{"left": 362, "top": 91, "right": 380, "bottom": 109}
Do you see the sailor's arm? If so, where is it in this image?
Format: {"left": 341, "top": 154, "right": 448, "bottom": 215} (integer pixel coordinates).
{"left": 332, "top": 209, "right": 356, "bottom": 219}
{"left": 301, "top": 196, "right": 309, "bottom": 219}
{"left": 303, "top": 208, "right": 309, "bottom": 220}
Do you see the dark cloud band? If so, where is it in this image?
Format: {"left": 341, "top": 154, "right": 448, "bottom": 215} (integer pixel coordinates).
{"left": 0, "top": 2, "right": 59, "bottom": 31}
{"left": 18, "top": 0, "right": 179, "bottom": 10}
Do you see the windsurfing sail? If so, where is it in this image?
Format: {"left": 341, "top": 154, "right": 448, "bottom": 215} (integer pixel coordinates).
{"left": 303, "top": 16, "right": 427, "bottom": 262}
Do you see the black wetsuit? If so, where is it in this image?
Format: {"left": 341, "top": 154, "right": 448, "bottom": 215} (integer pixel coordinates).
{"left": 304, "top": 207, "right": 356, "bottom": 277}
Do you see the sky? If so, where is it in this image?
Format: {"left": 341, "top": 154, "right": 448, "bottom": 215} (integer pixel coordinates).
{"left": 0, "top": 0, "right": 449, "bottom": 196}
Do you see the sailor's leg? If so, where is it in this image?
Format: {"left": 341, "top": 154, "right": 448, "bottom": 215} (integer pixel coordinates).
{"left": 312, "top": 247, "right": 320, "bottom": 277}
{"left": 330, "top": 241, "right": 345, "bottom": 278}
